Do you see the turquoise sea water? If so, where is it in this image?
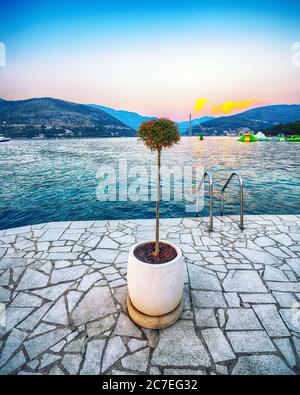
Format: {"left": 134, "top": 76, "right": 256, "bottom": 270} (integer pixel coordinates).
{"left": 0, "top": 137, "right": 299, "bottom": 230}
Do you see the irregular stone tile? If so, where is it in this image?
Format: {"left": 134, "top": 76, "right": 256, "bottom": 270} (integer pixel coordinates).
{"left": 87, "top": 315, "right": 115, "bottom": 337}
{"left": 0, "top": 270, "right": 10, "bottom": 286}
{"left": 11, "top": 292, "right": 41, "bottom": 308}
{"left": 273, "top": 291, "right": 298, "bottom": 307}
{"left": 152, "top": 320, "right": 211, "bottom": 367}
{"left": 51, "top": 266, "right": 87, "bottom": 284}
{"left": 82, "top": 235, "right": 101, "bottom": 248}
{"left": 89, "top": 249, "right": 119, "bottom": 263}
{"left": 253, "top": 304, "right": 291, "bottom": 337}
{"left": 39, "top": 229, "right": 65, "bottom": 242}
{"left": 202, "top": 328, "right": 235, "bottom": 363}
{"left": 226, "top": 308, "right": 262, "bottom": 330}
{"left": 0, "top": 287, "right": 11, "bottom": 302}
{"left": 39, "top": 262, "right": 52, "bottom": 274}
{"left": 109, "top": 279, "right": 126, "bottom": 288}
{"left": 0, "top": 351, "right": 26, "bottom": 375}
{"left": 270, "top": 234, "right": 293, "bottom": 246}
{"left": 279, "top": 309, "right": 300, "bottom": 334}
{"left": 263, "top": 266, "right": 289, "bottom": 282}
{"left": 215, "top": 364, "right": 228, "bottom": 375}
{"left": 240, "top": 293, "right": 276, "bottom": 304}
{"left": 227, "top": 331, "right": 276, "bottom": 353}
{"left": 49, "top": 366, "right": 65, "bottom": 375}
{"left": 274, "top": 338, "right": 296, "bottom": 368}
{"left": 115, "top": 235, "right": 136, "bottom": 244}
{"left": 286, "top": 258, "right": 300, "bottom": 276}
{"left": 24, "top": 328, "right": 71, "bottom": 359}
{"left": 188, "top": 264, "right": 221, "bottom": 291}
{"left": 255, "top": 236, "right": 276, "bottom": 247}
{"left": 224, "top": 293, "right": 240, "bottom": 307}
{"left": 17, "top": 303, "right": 51, "bottom": 331}
{"left": 17, "top": 269, "right": 49, "bottom": 291}
{"left": 0, "top": 328, "right": 27, "bottom": 367}
{"left": 143, "top": 328, "right": 159, "bottom": 348}
{"left": 102, "top": 336, "right": 127, "bottom": 373}
{"left": 194, "top": 308, "right": 218, "bottom": 328}
{"left": 36, "top": 242, "right": 50, "bottom": 252}
{"left": 114, "top": 312, "right": 142, "bottom": 338}
{"left": 127, "top": 339, "right": 147, "bottom": 353}
{"left": 32, "top": 282, "right": 73, "bottom": 301}
{"left": 78, "top": 272, "right": 102, "bottom": 292}
{"left": 43, "top": 296, "right": 68, "bottom": 325}
{"left": 232, "top": 355, "right": 294, "bottom": 375}
{"left": 121, "top": 348, "right": 149, "bottom": 372}
{"left": 55, "top": 260, "right": 71, "bottom": 269}
{"left": 47, "top": 252, "right": 79, "bottom": 261}
{"left": 64, "top": 337, "right": 85, "bottom": 353}
{"left": 0, "top": 307, "right": 33, "bottom": 335}
{"left": 191, "top": 291, "right": 226, "bottom": 308}
{"left": 49, "top": 340, "right": 65, "bottom": 352}
{"left": 62, "top": 354, "right": 82, "bottom": 375}
{"left": 5, "top": 226, "right": 31, "bottom": 236}
{"left": 0, "top": 257, "right": 24, "bottom": 270}
{"left": 236, "top": 248, "right": 280, "bottom": 264}
{"left": 39, "top": 353, "right": 61, "bottom": 369}
{"left": 15, "top": 239, "right": 34, "bottom": 250}
{"left": 98, "top": 236, "right": 119, "bottom": 250}
{"left": 223, "top": 270, "right": 267, "bottom": 293}
{"left": 267, "top": 282, "right": 300, "bottom": 292}
{"left": 72, "top": 287, "right": 116, "bottom": 325}
{"left": 80, "top": 339, "right": 106, "bottom": 375}
{"left": 28, "top": 323, "right": 56, "bottom": 338}
{"left": 67, "top": 290, "right": 82, "bottom": 312}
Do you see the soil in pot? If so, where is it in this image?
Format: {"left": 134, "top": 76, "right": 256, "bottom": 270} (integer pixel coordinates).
{"left": 134, "top": 242, "right": 177, "bottom": 264}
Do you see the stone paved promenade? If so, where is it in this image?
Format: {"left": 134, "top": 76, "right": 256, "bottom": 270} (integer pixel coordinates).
{"left": 0, "top": 215, "right": 299, "bottom": 375}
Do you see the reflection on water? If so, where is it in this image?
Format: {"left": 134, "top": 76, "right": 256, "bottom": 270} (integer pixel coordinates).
{"left": 0, "top": 137, "right": 299, "bottom": 229}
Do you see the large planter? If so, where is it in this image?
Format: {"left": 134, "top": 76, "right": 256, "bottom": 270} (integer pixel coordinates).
{"left": 127, "top": 240, "right": 184, "bottom": 317}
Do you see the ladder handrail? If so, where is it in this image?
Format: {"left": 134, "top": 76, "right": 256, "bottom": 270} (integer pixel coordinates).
{"left": 196, "top": 172, "right": 213, "bottom": 231}
{"left": 220, "top": 172, "right": 244, "bottom": 230}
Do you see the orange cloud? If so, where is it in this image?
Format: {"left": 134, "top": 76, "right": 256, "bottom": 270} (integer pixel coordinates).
{"left": 212, "top": 100, "right": 263, "bottom": 115}
{"left": 193, "top": 98, "right": 209, "bottom": 113}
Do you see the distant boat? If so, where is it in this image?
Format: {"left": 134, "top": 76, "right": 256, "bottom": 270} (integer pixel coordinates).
{"left": 0, "top": 135, "right": 10, "bottom": 142}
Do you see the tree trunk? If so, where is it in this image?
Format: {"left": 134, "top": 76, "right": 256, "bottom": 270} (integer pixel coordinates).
{"left": 154, "top": 150, "right": 161, "bottom": 256}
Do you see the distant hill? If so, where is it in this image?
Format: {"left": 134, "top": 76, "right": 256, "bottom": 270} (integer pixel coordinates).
{"left": 90, "top": 104, "right": 214, "bottom": 133}
{"left": 0, "top": 98, "right": 135, "bottom": 139}
{"left": 191, "top": 104, "right": 300, "bottom": 135}
{"left": 261, "top": 120, "right": 300, "bottom": 136}
{"left": 89, "top": 104, "right": 157, "bottom": 130}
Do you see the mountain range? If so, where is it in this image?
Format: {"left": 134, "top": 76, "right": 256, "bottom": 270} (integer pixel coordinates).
{"left": 0, "top": 98, "right": 135, "bottom": 138}
{"left": 191, "top": 104, "right": 300, "bottom": 135}
{"left": 89, "top": 104, "right": 213, "bottom": 133}
{"left": 1, "top": 97, "right": 300, "bottom": 139}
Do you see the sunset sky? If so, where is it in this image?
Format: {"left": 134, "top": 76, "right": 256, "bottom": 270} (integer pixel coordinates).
{"left": 0, "top": 0, "right": 300, "bottom": 120}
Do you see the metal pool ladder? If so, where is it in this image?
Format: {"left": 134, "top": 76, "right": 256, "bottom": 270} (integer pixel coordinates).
{"left": 220, "top": 172, "right": 244, "bottom": 230}
{"left": 196, "top": 172, "right": 214, "bottom": 231}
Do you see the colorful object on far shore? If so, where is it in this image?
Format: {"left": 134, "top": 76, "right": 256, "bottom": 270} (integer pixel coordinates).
{"left": 278, "top": 133, "right": 286, "bottom": 142}
{"left": 287, "top": 135, "right": 300, "bottom": 142}
{"left": 255, "top": 131, "right": 270, "bottom": 141}
{"left": 199, "top": 134, "right": 204, "bottom": 141}
{"left": 238, "top": 133, "right": 258, "bottom": 142}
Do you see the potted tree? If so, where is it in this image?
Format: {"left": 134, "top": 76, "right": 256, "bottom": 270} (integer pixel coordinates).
{"left": 127, "top": 118, "right": 184, "bottom": 328}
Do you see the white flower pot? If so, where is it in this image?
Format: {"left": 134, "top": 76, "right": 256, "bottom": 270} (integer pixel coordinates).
{"left": 127, "top": 240, "right": 184, "bottom": 316}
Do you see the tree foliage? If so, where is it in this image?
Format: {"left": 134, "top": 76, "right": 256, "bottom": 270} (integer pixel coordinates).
{"left": 138, "top": 118, "right": 180, "bottom": 152}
